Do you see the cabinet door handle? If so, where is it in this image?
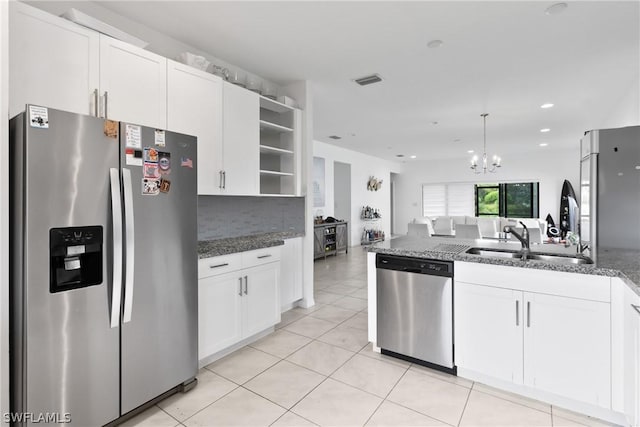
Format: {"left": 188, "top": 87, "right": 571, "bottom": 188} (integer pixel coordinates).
{"left": 257, "top": 254, "right": 272, "bottom": 259}
{"left": 632, "top": 304, "right": 640, "bottom": 315}
{"left": 103, "top": 91, "right": 109, "bottom": 119}
{"left": 223, "top": 171, "right": 226, "bottom": 189}
{"left": 93, "top": 89, "right": 99, "bottom": 117}
{"left": 219, "top": 171, "right": 223, "bottom": 189}
{"left": 527, "top": 301, "right": 531, "bottom": 327}
{"left": 516, "top": 300, "right": 519, "bottom": 326}
{"left": 209, "top": 263, "right": 229, "bottom": 269}
{"left": 243, "top": 275, "right": 248, "bottom": 295}
{"left": 238, "top": 277, "right": 243, "bottom": 296}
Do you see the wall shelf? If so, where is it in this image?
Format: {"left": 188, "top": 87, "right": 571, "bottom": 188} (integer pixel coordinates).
{"left": 259, "top": 144, "right": 294, "bottom": 155}
{"left": 260, "top": 169, "right": 294, "bottom": 177}
{"left": 260, "top": 119, "right": 293, "bottom": 133}
{"left": 259, "top": 97, "right": 300, "bottom": 196}
{"left": 260, "top": 95, "right": 294, "bottom": 113}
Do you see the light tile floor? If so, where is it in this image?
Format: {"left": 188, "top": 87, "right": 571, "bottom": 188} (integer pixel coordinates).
{"left": 124, "top": 248, "right": 617, "bottom": 427}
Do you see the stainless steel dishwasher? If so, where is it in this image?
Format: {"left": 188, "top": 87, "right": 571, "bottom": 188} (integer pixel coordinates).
{"left": 376, "top": 253, "right": 455, "bottom": 373}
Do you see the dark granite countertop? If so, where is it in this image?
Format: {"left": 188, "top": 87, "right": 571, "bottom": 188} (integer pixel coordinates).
{"left": 367, "top": 236, "right": 640, "bottom": 296}
{"left": 198, "top": 231, "right": 305, "bottom": 258}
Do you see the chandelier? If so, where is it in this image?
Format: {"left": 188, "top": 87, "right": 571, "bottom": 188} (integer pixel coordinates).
{"left": 470, "top": 113, "right": 501, "bottom": 174}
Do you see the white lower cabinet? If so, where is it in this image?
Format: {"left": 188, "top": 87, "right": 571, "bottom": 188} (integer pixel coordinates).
{"left": 198, "top": 247, "right": 281, "bottom": 362}
{"left": 522, "top": 292, "right": 610, "bottom": 407}
{"left": 455, "top": 262, "right": 612, "bottom": 410}
{"left": 621, "top": 280, "right": 640, "bottom": 425}
{"left": 455, "top": 283, "right": 523, "bottom": 384}
{"left": 243, "top": 263, "right": 280, "bottom": 337}
{"left": 198, "top": 272, "right": 243, "bottom": 359}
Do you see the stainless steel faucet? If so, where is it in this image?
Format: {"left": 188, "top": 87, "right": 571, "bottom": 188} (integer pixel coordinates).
{"left": 504, "top": 221, "right": 530, "bottom": 260}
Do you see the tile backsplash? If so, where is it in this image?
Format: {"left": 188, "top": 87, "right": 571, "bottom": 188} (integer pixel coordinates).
{"left": 198, "top": 196, "right": 305, "bottom": 240}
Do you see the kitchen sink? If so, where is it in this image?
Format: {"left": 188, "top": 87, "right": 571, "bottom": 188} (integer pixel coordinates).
{"left": 465, "top": 247, "right": 594, "bottom": 265}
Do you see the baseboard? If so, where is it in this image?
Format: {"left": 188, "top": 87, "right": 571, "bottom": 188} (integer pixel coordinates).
{"left": 457, "top": 368, "right": 629, "bottom": 426}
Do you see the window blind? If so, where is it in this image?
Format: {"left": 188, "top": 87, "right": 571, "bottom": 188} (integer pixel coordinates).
{"left": 422, "top": 183, "right": 474, "bottom": 217}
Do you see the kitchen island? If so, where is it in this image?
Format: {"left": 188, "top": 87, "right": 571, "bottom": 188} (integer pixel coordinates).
{"left": 366, "top": 236, "right": 640, "bottom": 426}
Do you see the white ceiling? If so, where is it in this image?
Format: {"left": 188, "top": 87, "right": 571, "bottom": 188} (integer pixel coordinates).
{"left": 96, "top": 1, "right": 639, "bottom": 161}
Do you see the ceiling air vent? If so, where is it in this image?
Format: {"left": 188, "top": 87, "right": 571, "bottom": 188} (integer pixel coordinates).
{"left": 328, "top": 135, "right": 342, "bottom": 140}
{"left": 354, "top": 74, "right": 382, "bottom": 86}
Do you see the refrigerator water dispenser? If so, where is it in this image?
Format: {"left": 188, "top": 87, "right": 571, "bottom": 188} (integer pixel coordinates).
{"left": 49, "top": 226, "right": 103, "bottom": 293}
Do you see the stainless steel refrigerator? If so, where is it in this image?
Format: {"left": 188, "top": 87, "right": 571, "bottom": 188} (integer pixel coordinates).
{"left": 580, "top": 125, "right": 640, "bottom": 257}
{"left": 9, "top": 105, "right": 198, "bottom": 426}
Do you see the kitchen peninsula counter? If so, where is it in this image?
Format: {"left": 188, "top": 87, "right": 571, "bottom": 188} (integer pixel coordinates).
{"left": 198, "top": 231, "right": 305, "bottom": 258}
{"left": 367, "top": 236, "right": 640, "bottom": 295}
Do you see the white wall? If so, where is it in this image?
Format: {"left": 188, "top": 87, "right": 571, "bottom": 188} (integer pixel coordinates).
{"left": 394, "top": 147, "right": 580, "bottom": 235}
{"left": 0, "top": 1, "right": 9, "bottom": 423}
{"left": 601, "top": 75, "right": 640, "bottom": 129}
{"left": 313, "top": 141, "right": 403, "bottom": 246}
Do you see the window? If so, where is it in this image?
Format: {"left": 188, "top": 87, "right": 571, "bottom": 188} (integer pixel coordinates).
{"left": 475, "top": 184, "right": 500, "bottom": 216}
{"left": 475, "top": 182, "right": 540, "bottom": 218}
{"left": 422, "top": 183, "right": 474, "bottom": 217}
{"left": 504, "top": 182, "right": 539, "bottom": 218}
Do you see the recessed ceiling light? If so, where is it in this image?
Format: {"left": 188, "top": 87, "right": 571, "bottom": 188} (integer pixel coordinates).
{"left": 427, "top": 39, "right": 444, "bottom": 49}
{"left": 539, "top": 143, "right": 549, "bottom": 147}
{"left": 410, "top": 155, "right": 417, "bottom": 159}
{"left": 396, "top": 154, "right": 405, "bottom": 158}
{"left": 467, "top": 150, "right": 474, "bottom": 154}
{"left": 545, "top": 2, "right": 568, "bottom": 15}
{"left": 540, "top": 128, "right": 551, "bottom": 133}
{"left": 540, "top": 103, "right": 554, "bottom": 109}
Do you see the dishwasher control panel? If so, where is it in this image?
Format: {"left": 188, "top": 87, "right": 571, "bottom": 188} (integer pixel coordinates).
{"left": 376, "top": 254, "right": 453, "bottom": 277}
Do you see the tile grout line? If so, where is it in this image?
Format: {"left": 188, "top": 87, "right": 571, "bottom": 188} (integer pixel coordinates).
{"left": 456, "top": 380, "right": 474, "bottom": 427}
{"left": 178, "top": 383, "right": 240, "bottom": 425}
{"left": 361, "top": 361, "right": 413, "bottom": 426}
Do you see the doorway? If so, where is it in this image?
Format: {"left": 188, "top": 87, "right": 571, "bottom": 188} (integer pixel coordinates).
{"left": 333, "top": 162, "right": 351, "bottom": 224}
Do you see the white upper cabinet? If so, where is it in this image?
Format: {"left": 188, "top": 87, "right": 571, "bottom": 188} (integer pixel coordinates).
{"left": 222, "top": 82, "right": 259, "bottom": 195}
{"left": 99, "top": 35, "right": 167, "bottom": 129}
{"left": 9, "top": 2, "right": 100, "bottom": 117}
{"left": 9, "top": 3, "right": 167, "bottom": 129}
{"left": 9, "top": 3, "right": 299, "bottom": 197}
{"left": 167, "top": 60, "right": 223, "bottom": 195}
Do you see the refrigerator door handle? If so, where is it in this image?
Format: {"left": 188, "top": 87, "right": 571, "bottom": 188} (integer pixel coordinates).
{"left": 122, "top": 168, "right": 135, "bottom": 323}
{"left": 109, "top": 168, "right": 123, "bottom": 328}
